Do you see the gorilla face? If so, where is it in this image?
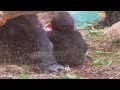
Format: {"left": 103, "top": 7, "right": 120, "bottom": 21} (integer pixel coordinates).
{"left": 51, "top": 12, "right": 74, "bottom": 32}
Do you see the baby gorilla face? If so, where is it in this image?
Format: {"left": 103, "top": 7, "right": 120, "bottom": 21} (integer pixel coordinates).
{"left": 51, "top": 12, "right": 74, "bottom": 32}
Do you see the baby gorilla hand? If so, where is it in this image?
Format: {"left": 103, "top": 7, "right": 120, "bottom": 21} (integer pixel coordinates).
{"left": 42, "top": 64, "right": 64, "bottom": 73}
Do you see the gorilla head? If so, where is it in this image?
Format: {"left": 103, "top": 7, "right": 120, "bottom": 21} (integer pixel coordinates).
{"left": 51, "top": 12, "right": 74, "bottom": 32}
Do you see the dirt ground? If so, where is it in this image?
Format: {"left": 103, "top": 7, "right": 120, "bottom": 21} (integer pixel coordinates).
{"left": 0, "top": 29, "right": 119, "bottom": 79}
{"left": 0, "top": 11, "right": 120, "bottom": 79}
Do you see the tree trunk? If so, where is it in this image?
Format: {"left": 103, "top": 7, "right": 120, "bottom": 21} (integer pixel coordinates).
{"left": 96, "top": 11, "right": 120, "bottom": 27}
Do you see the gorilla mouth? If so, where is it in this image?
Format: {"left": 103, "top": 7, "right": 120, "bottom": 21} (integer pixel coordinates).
{"left": 44, "top": 23, "right": 52, "bottom": 31}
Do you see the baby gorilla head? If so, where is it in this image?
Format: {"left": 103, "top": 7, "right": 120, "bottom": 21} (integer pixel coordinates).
{"left": 51, "top": 12, "right": 74, "bottom": 32}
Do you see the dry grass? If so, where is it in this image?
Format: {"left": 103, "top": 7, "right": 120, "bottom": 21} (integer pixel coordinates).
{"left": 0, "top": 28, "right": 119, "bottom": 79}
{"left": 104, "top": 21, "right": 120, "bottom": 42}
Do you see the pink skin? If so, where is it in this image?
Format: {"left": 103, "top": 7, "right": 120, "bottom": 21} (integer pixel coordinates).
{"left": 44, "top": 24, "right": 53, "bottom": 31}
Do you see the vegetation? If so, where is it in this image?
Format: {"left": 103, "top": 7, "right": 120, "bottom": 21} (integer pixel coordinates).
{"left": 16, "top": 73, "right": 30, "bottom": 79}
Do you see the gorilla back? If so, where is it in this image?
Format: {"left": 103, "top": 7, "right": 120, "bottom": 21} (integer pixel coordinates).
{"left": 0, "top": 14, "right": 63, "bottom": 72}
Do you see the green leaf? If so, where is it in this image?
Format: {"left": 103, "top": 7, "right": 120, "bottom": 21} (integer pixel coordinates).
{"left": 92, "top": 58, "right": 101, "bottom": 65}
{"left": 62, "top": 73, "right": 86, "bottom": 79}
{"left": 107, "top": 60, "right": 112, "bottom": 66}
{"left": 64, "top": 73, "right": 78, "bottom": 79}
{"left": 16, "top": 73, "right": 30, "bottom": 79}
{"left": 95, "top": 51, "right": 104, "bottom": 54}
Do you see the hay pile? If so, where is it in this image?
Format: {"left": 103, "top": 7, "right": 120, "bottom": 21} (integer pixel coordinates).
{"left": 104, "top": 21, "right": 120, "bottom": 41}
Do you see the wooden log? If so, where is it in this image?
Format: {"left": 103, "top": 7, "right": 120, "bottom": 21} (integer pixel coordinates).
{"left": 0, "top": 11, "right": 48, "bottom": 26}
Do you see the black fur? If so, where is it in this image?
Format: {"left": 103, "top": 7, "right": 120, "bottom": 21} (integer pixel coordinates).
{"left": 0, "top": 14, "right": 63, "bottom": 72}
{"left": 48, "top": 12, "right": 88, "bottom": 67}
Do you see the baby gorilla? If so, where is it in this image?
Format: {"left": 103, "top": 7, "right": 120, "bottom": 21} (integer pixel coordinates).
{"left": 47, "top": 12, "right": 88, "bottom": 67}
{"left": 0, "top": 14, "right": 63, "bottom": 72}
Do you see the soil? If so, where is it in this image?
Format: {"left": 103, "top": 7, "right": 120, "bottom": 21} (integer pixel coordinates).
{"left": 0, "top": 29, "right": 119, "bottom": 79}
{"left": 0, "top": 54, "right": 120, "bottom": 79}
